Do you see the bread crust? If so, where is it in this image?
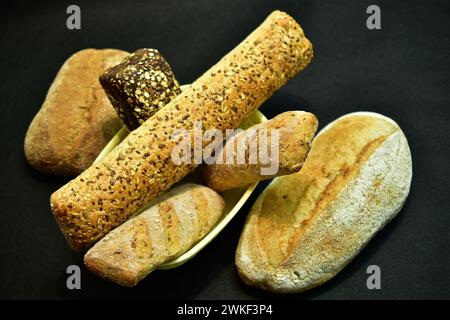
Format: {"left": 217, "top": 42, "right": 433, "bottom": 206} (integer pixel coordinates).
{"left": 236, "top": 112, "right": 413, "bottom": 293}
{"left": 51, "top": 11, "right": 314, "bottom": 251}
{"left": 84, "top": 183, "right": 224, "bottom": 286}
{"left": 204, "top": 111, "right": 318, "bottom": 191}
{"left": 24, "top": 49, "right": 129, "bottom": 176}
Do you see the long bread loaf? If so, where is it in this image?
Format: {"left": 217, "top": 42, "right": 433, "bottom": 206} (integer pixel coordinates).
{"left": 51, "top": 10, "right": 313, "bottom": 251}
{"left": 84, "top": 183, "right": 224, "bottom": 286}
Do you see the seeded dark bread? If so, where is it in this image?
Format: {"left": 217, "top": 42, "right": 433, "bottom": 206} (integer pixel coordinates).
{"left": 50, "top": 10, "right": 314, "bottom": 251}
{"left": 24, "top": 49, "right": 129, "bottom": 176}
{"left": 100, "top": 49, "right": 181, "bottom": 130}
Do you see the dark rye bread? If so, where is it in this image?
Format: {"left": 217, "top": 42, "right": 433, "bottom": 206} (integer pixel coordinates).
{"left": 100, "top": 49, "right": 181, "bottom": 131}
{"left": 50, "top": 10, "right": 314, "bottom": 251}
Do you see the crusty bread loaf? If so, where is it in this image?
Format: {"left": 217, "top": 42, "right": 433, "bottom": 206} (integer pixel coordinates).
{"left": 204, "top": 111, "right": 318, "bottom": 191}
{"left": 24, "top": 49, "right": 129, "bottom": 176}
{"left": 84, "top": 183, "right": 224, "bottom": 286}
{"left": 51, "top": 10, "right": 313, "bottom": 251}
{"left": 236, "top": 112, "right": 413, "bottom": 293}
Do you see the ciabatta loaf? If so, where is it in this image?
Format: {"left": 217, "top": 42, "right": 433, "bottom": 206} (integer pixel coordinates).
{"left": 236, "top": 112, "right": 413, "bottom": 293}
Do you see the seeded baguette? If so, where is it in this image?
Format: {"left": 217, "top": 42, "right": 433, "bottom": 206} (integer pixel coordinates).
{"left": 50, "top": 10, "right": 314, "bottom": 251}
{"left": 25, "top": 49, "right": 129, "bottom": 176}
{"left": 235, "top": 112, "right": 413, "bottom": 293}
{"left": 84, "top": 183, "right": 225, "bottom": 286}
{"left": 204, "top": 111, "right": 318, "bottom": 191}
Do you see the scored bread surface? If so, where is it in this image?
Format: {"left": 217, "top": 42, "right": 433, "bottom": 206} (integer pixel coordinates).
{"left": 84, "top": 183, "right": 225, "bottom": 287}
{"left": 236, "top": 112, "right": 413, "bottom": 293}
{"left": 51, "top": 10, "right": 314, "bottom": 251}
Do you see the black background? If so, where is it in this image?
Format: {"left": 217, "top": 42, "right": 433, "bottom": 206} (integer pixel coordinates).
{"left": 0, "top": 0, "right": 449, "bottom": 299}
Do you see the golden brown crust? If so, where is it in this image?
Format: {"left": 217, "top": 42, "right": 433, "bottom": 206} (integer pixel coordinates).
{"left": 84, "top": 184, "right": 225, "bottom": 286}
{"left": 203, "top": 111, "right": 318, "bottom": 191}
{"left": 236, "top": 112, "right": 413, "bottom": 293}
{"left": 51, "top": 11, "right": 314, "bottom": 251}
{"left": 24, "top": 49, "right": 129, "bottom": 176}
{"left": 254, "top": 116, "right": 395, "bottom": 265}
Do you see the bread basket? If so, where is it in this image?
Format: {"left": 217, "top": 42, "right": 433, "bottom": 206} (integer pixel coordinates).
{"left": 94, "top": 84, "right": 267, "bottom": 269}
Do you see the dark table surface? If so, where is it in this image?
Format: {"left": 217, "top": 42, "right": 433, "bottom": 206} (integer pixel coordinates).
{"left": 0, "top": 0, "right": 449, "bottom": 299}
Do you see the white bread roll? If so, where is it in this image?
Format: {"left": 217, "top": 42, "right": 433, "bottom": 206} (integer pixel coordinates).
{"left": 235, "top": 112, "right": 413, "bottom": 293}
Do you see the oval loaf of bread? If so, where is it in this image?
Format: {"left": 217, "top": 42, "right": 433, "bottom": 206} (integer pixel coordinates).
{"left": 84, "top": 183, "right": 225, "bottom": 287}
{"left": 236, "top": 112, "right": 413, "bottom": 293}
{"left": 204, "top": 111, "right": 318, "bottom": 191}
{"left": 24, "top": 49, "right": 129, "bottom": 176}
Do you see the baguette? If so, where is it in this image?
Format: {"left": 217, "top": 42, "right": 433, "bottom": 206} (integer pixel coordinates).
{"left": 24, "top": 49, "right": 129, "bottom": 176}
{"left": 84, "top": 183, "right": 224, "bottom": 286}
{"left": 50, "top": 10, "right": 313, "bottom": 251}
{"left": 236, "top": 112, "right": 413, "bottom": 293}
{"left": 204, "top": 111, "right": 318, "bottom": 191}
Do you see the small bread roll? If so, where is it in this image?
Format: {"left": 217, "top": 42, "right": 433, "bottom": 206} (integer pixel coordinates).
{"left": 84, "top": 183, "right": 224, "bottom": 287}
{"left": 204, "top": 111, "right": 318, "bottom": 191}
{"left": 236, "top": 112, "right": 412, "bottom": 293}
